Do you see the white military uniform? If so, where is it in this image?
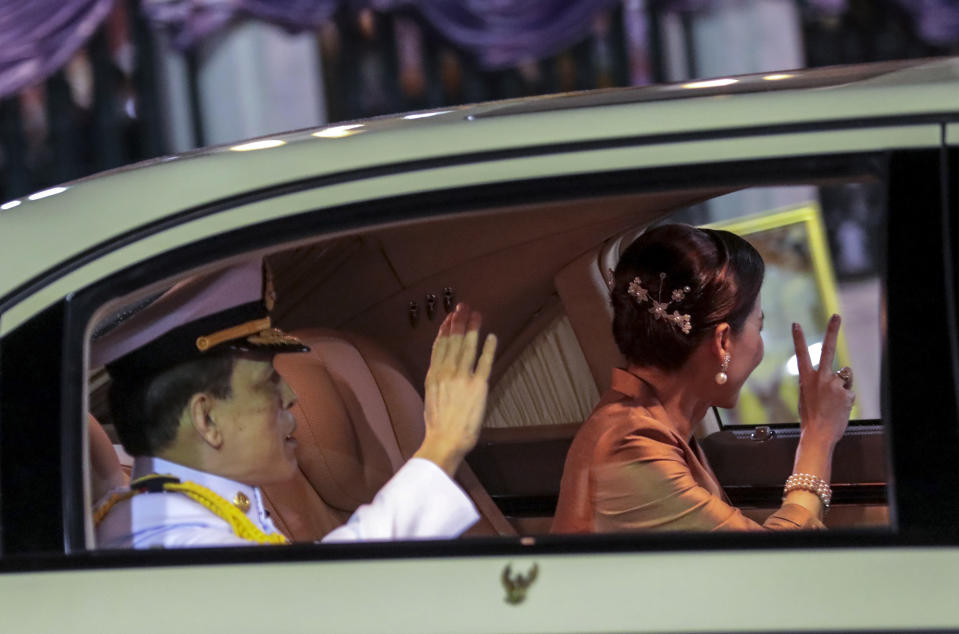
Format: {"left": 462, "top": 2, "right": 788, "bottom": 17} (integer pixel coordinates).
{"left": 97, "top": 456, "right": 479, "bottom": 548}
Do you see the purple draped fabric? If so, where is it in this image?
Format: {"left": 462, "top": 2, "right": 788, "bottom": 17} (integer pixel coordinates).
{"left": 143, "top": 0, "right": 343, "bottom": 50}
{"left": 0, "top": 0, "right": 114, "bottom": 98}
{"left": 142, "top": 0, "right": 959, "bottom": 68}
{"left": 809, "top": 0, "right": 959, "bottom": 46}
{"left": 806, "top": 0, "right": 849, "bottom": 14}
{"left": 143, "top": 0, "right": 623, "bottom": 69}
{"left": 899, "top": 0, "right": 959, "bottom": 46}
{"left": 374, "top": 0, "right": 624, "bottom": 69}
{"left": 143, "top": 0, "right": 622, "bottom": 68}
{"left": 4, "top": 0, "right": 959, "bottom": 100}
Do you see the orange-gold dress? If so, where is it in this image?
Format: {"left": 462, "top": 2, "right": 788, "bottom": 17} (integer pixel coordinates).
{"left": 552, "top": 368, "right": 823, "bottom": 533}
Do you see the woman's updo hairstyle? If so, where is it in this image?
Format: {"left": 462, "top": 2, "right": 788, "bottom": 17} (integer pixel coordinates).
{"left": 611, "top": 224, "right": 764, "bottom": 371}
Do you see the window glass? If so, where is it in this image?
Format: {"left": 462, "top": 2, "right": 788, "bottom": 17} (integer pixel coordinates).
{"left": 672, "top": 183, "right": 884, "bottom": 426}
{"left": 84, "top": 175, "right": 890, "bottom": 551}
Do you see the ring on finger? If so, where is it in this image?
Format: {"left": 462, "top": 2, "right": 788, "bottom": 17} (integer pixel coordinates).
{"left": 835, "top": 366, "right": 853, "bottom": 389}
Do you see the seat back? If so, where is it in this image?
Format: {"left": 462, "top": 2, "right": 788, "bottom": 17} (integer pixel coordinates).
{"left": 262, "top": 328, "right": 514, "bottom": 541}
{"left": 554, "top": 228, "right": 645, "bottom": 394}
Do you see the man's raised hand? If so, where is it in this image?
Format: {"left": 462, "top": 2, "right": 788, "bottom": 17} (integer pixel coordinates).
{"left": 415, "top": 303, "right": 498, "bottom": 476}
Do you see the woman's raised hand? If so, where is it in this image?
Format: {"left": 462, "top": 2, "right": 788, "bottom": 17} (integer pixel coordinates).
{"left": 791, "top": 314, "right": 855, "bottom": 447}
{"left": 414, "top": 303, "right": 498, "bottom": 477}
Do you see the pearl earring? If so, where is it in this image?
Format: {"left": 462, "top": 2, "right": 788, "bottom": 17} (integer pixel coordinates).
{"left": 715, "top": 353, "right": 731, "bottom": 385}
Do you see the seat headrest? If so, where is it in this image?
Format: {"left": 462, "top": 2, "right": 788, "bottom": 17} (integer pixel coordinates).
{"left": 555, "top": 227, "right": 648, "bottom": 394}
{"left": 598, "top": 227, "right": 647, "bottom": 282}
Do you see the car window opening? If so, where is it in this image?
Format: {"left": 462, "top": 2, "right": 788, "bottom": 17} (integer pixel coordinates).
{"left": 84, "top": 177, "right": 890, "bottom": 552}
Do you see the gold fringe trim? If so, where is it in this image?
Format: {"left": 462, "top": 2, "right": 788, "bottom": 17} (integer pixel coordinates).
{"left": 94, "top": 477, "right": 288, "bottom": 545}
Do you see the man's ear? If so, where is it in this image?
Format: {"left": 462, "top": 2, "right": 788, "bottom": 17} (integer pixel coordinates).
{"left": 188, "top": 393, "right": 223, "bottom": 449}
{"left": 712, "top": 323, "right": 732, "bottom": 360}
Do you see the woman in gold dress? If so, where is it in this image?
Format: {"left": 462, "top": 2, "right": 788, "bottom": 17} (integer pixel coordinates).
{"left": 552, "top": 224, "right": 854, "bottom": 533}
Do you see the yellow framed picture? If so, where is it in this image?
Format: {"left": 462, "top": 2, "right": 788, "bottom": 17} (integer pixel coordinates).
{"left": 703, "top": 202, "right": 857, "bottom": 425}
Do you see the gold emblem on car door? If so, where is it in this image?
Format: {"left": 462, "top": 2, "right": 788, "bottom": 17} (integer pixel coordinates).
{"left": 501, "top": 563, "right": 538, "bottom": 605}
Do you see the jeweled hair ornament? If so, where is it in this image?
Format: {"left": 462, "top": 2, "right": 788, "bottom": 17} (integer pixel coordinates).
{"left": 627, "top": 272, "right": 693, "bottom": 334}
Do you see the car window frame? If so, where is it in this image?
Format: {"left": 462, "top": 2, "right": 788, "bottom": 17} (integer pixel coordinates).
{"left": 62, "top": 149, "right": 959, "bottom": 550}
{"left": 2, "top": 141, "right": 957, "bottom": 566}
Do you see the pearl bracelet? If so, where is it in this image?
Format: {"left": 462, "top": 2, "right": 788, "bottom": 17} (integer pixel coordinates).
{"left": 783, "top": 472, "right": 832, "bottom": 510}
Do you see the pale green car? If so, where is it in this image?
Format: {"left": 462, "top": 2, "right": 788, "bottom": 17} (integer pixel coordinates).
{"left": 1, "top": 57, "right": 958, "bottom": 633}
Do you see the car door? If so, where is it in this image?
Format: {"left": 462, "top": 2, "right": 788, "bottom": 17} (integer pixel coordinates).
{"left": 1, "top": 91, "right": 958, "bottom": 633}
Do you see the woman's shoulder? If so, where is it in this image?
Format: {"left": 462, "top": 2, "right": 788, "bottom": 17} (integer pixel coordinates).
{"left": 585, "top": 398, "right": 684, "bottom": 456}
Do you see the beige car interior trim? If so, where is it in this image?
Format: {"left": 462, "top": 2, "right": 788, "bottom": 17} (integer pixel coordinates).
{"left": 485, "top": 312, "right": 599, "bottom": 429}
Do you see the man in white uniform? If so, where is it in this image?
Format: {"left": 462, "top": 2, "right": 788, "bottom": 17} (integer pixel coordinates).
{"left": 93, "top": 261, "right": 496, "bottom": 548}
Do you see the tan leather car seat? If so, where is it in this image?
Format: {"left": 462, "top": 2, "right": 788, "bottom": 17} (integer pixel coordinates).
{"left": 262, "top": 328, "right": 515, "bottom": 541}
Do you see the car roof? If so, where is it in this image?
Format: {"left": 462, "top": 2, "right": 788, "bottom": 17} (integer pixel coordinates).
{"left": 1, "top": 57, "right": 958, "bottom": 316}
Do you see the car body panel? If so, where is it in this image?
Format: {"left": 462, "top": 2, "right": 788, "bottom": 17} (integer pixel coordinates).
{"left": 946, "top": 123, "right": 959, "bottom": 145}
{"left": 2, "top": 59, "right": 959, "bottom": 633}
{"left": 1, "top": 547, "right": 958, "bottom": 633}
{"left": 0, "top": 123, "right": 941, "bottom": 337}
{"left": 1, "top": 59, "right": 958, "bottom": 306}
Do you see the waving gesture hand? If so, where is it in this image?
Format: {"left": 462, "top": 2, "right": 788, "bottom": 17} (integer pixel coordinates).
{"left": 792, "top": 314, "right": 855, "bottom": 447}
{"left": 415, "top": 303, "right": 498, "bottom": 476}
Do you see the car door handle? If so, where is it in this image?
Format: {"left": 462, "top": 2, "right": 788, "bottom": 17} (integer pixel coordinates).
{"left": 750, "top": 425, "right": 776, "bottom": 442}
